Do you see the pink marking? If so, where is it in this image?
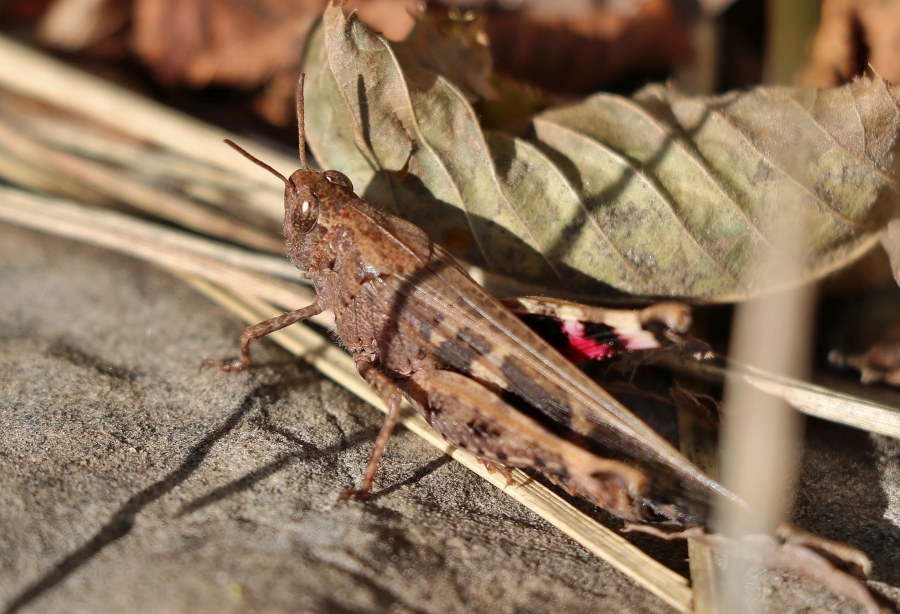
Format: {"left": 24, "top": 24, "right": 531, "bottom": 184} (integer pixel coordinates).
{"left": 561, "top": 320, "right": 617, "bottom": 361}
{"left": 621, "top": 330, "right": 660, "bottom": 351}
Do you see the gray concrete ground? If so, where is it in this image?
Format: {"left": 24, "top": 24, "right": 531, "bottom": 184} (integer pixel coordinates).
{"left": 1, "top": 223, "right": 898, "bottom": 613}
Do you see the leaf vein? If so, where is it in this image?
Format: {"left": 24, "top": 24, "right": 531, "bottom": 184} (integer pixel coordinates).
{"left": 428, "top": 73, "right": 566, "bottom": 284}
{"left": 612, "top": 94, "right": 790, "bottom": 249}
{"left": 516, "top": 132, "right": 652, "bottom": 291}
{"left": 537, "top": 117, "right": 743, "bottom": 289}
{"left": 360, "top": 26, "right": 492, "bottom": 270}
{"left": 777, "top": 87, "right": 894, "bottom": 185}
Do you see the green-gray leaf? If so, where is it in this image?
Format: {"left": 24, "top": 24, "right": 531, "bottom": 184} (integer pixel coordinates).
{"left": 303, "top": 5, "right": 900, "bottom": 300}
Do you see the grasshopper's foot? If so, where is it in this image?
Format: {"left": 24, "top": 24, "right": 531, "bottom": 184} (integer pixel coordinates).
{"left": 480, "top": 458, "right": 515, "bottom": 486}
{"left": 338, "top": 487, "right": 370, "bottom": 502}
{"left": 200, "top": 358, "right": 248, "bottom": 373}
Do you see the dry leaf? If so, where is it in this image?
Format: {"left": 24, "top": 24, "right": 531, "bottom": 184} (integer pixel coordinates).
{"left": 303, "top": 5, "right": 900, "bottom": 300}
{"left": 133, "top": 0, "right": 420, "bottom": 124}
{"left": 0, "top": 0, "right": 57, "bottom": 22}
{"left": 883, "top": 218, "right": 900, "bottom": 286}
{"left": 480, "top": 0, "right": 692, "bottom": 95}
{"left": 830, "top": 341, "right": 900, "bottom": 386}
{"left": 36, "top": 0, "right": 130, "bottom": 56}
{"left": 402, "top": 6, "right": 497, "bottom": 102}
{"left": 32, "top": 1, "right": 689, "bottom": 122}
{"left": 132, "top": 0, "right": 324, "bottom": 88}
{"left": 349, "top": 0, "right": 421, "bottom": 41}
{"left": 803, "top": 0, "right": 900, "bottom": 87}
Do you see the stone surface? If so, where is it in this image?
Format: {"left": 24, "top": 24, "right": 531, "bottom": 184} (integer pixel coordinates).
{"left": 0, "top": 223, "right": 898, "bottom": 613}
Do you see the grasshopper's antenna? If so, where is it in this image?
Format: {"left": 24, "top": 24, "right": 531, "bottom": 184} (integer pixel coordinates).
{"left": 224, "top": 139, "right": 290, "bottom": 187}
{"left": 296, "top": 73, "right": 308, "bottom": 169}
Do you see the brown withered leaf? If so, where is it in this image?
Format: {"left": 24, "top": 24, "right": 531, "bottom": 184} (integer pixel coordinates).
{"left": 303, "top": 5, "right": 900, "bottom": 300}
{"left": 403, "top": 6, "right": 496, "bottom": 103}
{"left": 884, "top": 218, "right": 900, "bottom": 286}
{"left": 0, "top": 0, "right": 57, "bottom": 22}
{"left": 803, "top": 0, "right": 900, "bottom": 87}
{"left": 830, "top": 341, "right": 900, "bottom": 386}
{"left": 35, "top": 0, "right": 421, "bottom": 88}
{"left": 132, "top": 0, "right": 324, "bottom": 88}
{"left": 480, "top": 0, "right": 693, "bottom": 95}
{"left": 350, "top": 0, "right": 421, "bottom": 41}
{"left": 36, "top": 0, "right": 130, "bottom": 56}
{"left": 130, "top": 0, "right": 421, "bottom": 125}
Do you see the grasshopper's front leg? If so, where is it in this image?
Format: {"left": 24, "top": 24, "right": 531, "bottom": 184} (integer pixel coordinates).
{"left": 202, "top": 301, "right": 324, "bottom": 372}
{"left": 404, "top": 369, "right": 650, "bottom": 518}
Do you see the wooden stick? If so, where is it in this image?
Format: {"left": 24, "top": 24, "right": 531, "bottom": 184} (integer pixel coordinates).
{"left": 0, "top": 188, "right": 323, "bottom": 320}
{"left": 3, "top": 101, "right": 278, "bottom": 196}
{"left": 673, "top": 356, "right": 900, "bottom": 439}
{"left": 0, "top": 116, "right": 284, "bottom": 255}
{"left": 0, "top": 143, "right": 102, "bottom": 202}
{"left": 0, "top": 34, "right": 295, "bottom": 219}
{"left": 675, "top": 392, "right": 721, "bottom": 614}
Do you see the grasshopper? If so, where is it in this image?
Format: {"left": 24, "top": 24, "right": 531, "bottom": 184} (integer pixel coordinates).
{"left": 205, "top": 74, "right": 739, "bottom": 528}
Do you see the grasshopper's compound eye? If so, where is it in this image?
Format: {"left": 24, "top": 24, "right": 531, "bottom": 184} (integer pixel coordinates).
{"left": 286, "top": 187, "right": 319, "bottom": 234}
{"left": 324, "top": 170, "right": 353, "bottom": 191}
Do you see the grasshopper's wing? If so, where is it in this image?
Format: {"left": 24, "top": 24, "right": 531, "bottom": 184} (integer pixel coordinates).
{"left": 376, "top": 246, "right": 737, "bottom": 523}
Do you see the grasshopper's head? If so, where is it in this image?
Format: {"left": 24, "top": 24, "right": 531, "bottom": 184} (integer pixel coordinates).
{"left": 225, "top": 74, "right": 357, "bottom": 270}
{"left": 279, "top": 166, "right": 354, "bottom": 269}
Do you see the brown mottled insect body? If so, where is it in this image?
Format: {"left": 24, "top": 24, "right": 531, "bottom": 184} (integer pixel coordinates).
{"left": 208, "top": 75, "right": 736, "bottom": 527}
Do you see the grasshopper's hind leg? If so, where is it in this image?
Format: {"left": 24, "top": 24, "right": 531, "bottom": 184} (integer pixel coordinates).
{"left": 405, "top": 369, "right": 649, "bottom": 520}
{"left": 340, "top": 360, "right": 404, "bottom": 501}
